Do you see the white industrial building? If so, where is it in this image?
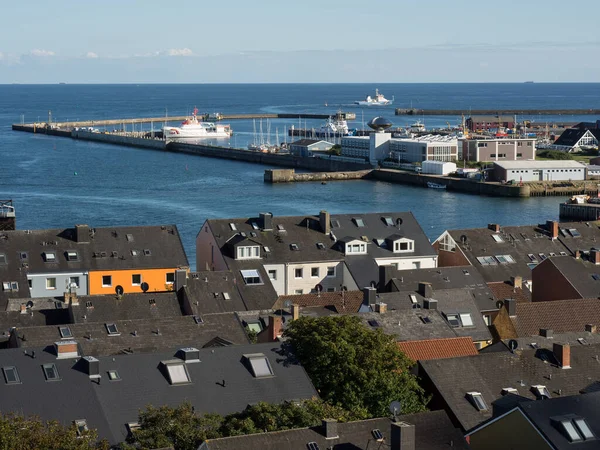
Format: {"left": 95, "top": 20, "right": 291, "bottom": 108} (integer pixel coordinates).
{"left": 341, "top": 134, "right": 458, "bottom": 165}
{"left": 421, "top": 161, "right": 457, "bottom": 175}
{"left": 492, "top": 160, "right": 586, "bottom": 182}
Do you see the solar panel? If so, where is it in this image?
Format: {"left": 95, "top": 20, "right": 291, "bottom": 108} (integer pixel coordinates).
{"left": 568, "top": 228, "right": 581, "bottom": 238}
{"left": 307, "top": 443, "right": 320, "bottom": 450}
{"left": 368, "top": 320, "right": 380, "bottom": 328}
{"left": 372, "top": 429, "right": 384, "bottom": 441}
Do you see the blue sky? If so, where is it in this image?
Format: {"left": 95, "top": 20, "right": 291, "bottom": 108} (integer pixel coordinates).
{"left": 1, "top": 0, "right": 599, "bottom": 82}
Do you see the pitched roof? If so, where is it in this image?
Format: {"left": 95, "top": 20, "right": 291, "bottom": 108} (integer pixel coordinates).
{"left": 537, "top": 256, "right": 600, "bottom": 299}
{"left": 511, "top": 298, "right": 600, "bottom": 337}
{"left": 487, "top": 281, "right": 531, "bottom": 303}
{"left": 183, "top": 271, "right": 248, "bottom": 314}
{"left": 398, "top": 337, "right": 478, "bottom": 362}
{"left": 274, "top": 290, "right": 364, "bottom": 313}
{"left": 419, "top": 343, "right": 600, "bottom": 431}
{"left": 554, "top": 128, "right": 600, "bottom": 147}
{"left": 290, "top": 139, "right": 330, "bottom": 146}
{"left": 11, "top": 313, "right": 249, "bottom": 355}
{"left": 200, "top": 411, "right": 468, "bottom": 450}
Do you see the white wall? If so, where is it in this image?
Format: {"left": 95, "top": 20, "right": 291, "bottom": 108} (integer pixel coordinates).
{"left": 263, "top": 263, "right": 286, "bottom": 296}
{"left": 375, "top": 256, "right": 438, "bottom": 270}
{"left": 285, "top": 261, "right": 344, "bottom": 295}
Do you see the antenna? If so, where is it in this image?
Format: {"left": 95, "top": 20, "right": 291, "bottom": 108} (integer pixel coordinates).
{"left": 389, "top": 401, "right": 402, "bottom": 421}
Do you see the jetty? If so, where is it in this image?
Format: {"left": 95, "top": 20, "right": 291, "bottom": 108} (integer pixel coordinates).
{"left": 395, "top": 108, "right": 600, "bottom": 116}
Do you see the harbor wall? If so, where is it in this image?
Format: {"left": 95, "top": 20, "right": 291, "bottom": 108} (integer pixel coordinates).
{"left": 395, "top": 108, "right": 600, "bottom": 116}
{"left": 71, "top": 130, "right": 165, "bottom": 150}
{"left": 559, "top": 203, "right": 600, "bottom": 220}
{"left": 265, "top": 169, "right": 372, "bottom": 183}
{"left": 12, "top": 124, "right": 71, "bottom": 137}
{"left": 169, "top": 143, "right": 372, "bottom": 172}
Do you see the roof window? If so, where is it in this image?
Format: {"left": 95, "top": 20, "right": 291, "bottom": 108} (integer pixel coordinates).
{"left": 107, "top": 370, "right": 121, "bottom": 381}
{"left": 0, "top": 254, "right": 6, "bottom": 264}
{"left": 467, "top": 392, "right": 488, "bottom": 411}
{"left": 476, "top": 256, "right": 498, "bottom": 266}
{"left": 244, "top": 353, "right": 274, "bottom": 378}
{"left": 241, "top": 269, "right": 262, "bottom": 285}
{"left": 553, "top": 416, "right": 595, "bottom": 442}
{"left": 446, "top": 313, "right": 461, "bottom": 328}
{"left": 316, "top": 242, "right": 325, "bottom": 250}
{"left": 59, "top": 326, "right": 73, "bottom": 339}
{"left": 105, "top": 323, "right": 120, "bottom": 336}
{"left": 383, "top": 217, "right": 394, "bottom": 226}
{"left": 131, "top": 249, "right": 139, "bottom": 257}
{"left": 223, "top": 292, "right": 231, "bottom": 300}
{"left": 126, "top": 233, "right": 134, "bottom": 242}
{"left": 331, "top": 220, "right": 341, "bottom": 228}
{"left": 19, "top": 251, "right": 28, "bottom": 261}
{"left": 251, "top": 222, "right": 259, "bottom": 230}
{"left": 568, "top": 228, "right": 581, "bottom": 238}
{"left": 161, "top": 360, "right": 191, "bottom": 385}
{"left": 66, "top": 251, "right": 78, "bottom": 261}
{"left": 420, "top": 316, "right": 432, "bottom": 324}
{"left": 263, "top": 246, "right": 270, "bottom": 253}
{"left": 532, "top": 384, "right": 551, "bottom": 399}
{"left": 43, "top": 251, "right": 56, "bottom": 262}
{"left": 353, "top": 218, "right": 365, "bottom": 227}
{"left": 409, "top": 294, "right": 418, "bottom": 304}
{"left": 290, "top": 243, "right": 299, "bottom": 251}
{"left": 229, "top": 223, "right": 237, "bottom": 231}
{"left": 277, "top": 224, "right": 285, "bottom": 231}
{"left": 42, "top": 363, "right": 61, "bottom": 381}
{"left": 193, "top": 315, "right": 204, "bottom": 324}
{"left": 74, "top": 420, "right": 88, "bottom": 436}
{"left": 3, "top": 366, "right": 20, "bottom": 384}
{"left": 459, "top": 313, "right": 474, "bottom": 327}
{"left": 495, "top": 254, "right": 516, "bottom": 264}
{"left": 372, "top": 429, "right": 384, "bottom": 441}
{"left": 307, "top": 443, "right": 320, "bottom": 450}
{"left": 143, "top": 249, "right": 151, "bottom": 256}
{"left": 85, "top": 301, "right": 93, "bottom": 308}
{"left": 368, "top": 319, "right": 381, "bottom": 328}
{"left": 501, "top": 387, "right": 519, "bottom": 395}
{"left": 491, "top": 234, "right": 504, "bottom": 243}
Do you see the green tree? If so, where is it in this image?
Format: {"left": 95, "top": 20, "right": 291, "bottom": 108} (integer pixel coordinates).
{"left": 327, "top": 144, "right": 341, "bottom": 156}
{"left": 283, "top": 316, "right": 429, "bottom": 417}
{"left": 537, "top": 150, "right": 574, "bottom": 160}
{"left": 0, "top": 413, "right": 109, "bottom": 450}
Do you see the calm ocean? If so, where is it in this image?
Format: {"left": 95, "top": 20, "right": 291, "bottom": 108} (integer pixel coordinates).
{"left": 1, "top": 83, "right": 599, "bottom": 269}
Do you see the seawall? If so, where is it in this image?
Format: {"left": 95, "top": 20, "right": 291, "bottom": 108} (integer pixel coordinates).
{"left": 72, "top": 130, "right": 165, "bottom": 150}
{"left": 265, "top": 169, "right": 372, "bottom": 183}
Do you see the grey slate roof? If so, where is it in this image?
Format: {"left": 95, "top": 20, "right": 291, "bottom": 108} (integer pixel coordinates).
{"left": 358, "top": 308, "right": 458, "bottom": 341}
{"left": 200, "top": 410, "right": 468, "bottom": 450}
{"left": 70, "top": 292, "right": 184, "bottom": 324}
{"left": 554, "top": 128, "right": 600, "bottom": 147}
{"left": 0, "top": 343, "right": 317, "bottom": 446}
{"left": 0, "top": 224, "right": 189, "bottom": 278}
{"left": 11, "top": 313, "right": 249, "bottom": 356}
{"left": 183, "top": 271, "right": 248, "bottom": 314}
{"left": 0, "top": 297, "right": 70, "bottom": 334}
{"left": 419, "top": 343, "right": 600, "bottom": 431}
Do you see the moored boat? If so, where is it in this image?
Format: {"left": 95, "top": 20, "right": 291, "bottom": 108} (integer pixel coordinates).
{"left": 427, "top": 182, "right": 446, "bottom": 189}
{"left": 163, "top": 107, "right": 232, "bottom": 141}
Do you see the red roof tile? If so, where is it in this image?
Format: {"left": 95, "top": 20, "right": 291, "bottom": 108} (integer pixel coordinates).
{"left": 397, "top": 337, "right": 478, "bottom": 362}
{"left": 513, "top": 298, "right": 600, "bottom": 336}
{"left": 274, "top": 291, "right": 364, "bottom": 314}
{"left": 487, "top": 282, "right": 531, "bottom": 303}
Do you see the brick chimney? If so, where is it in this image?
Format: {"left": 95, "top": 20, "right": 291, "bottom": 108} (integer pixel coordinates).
{"left": 322, "top": 419, "right": 339, "bottom": 439}
{"left": 553, "top": 343, "right": 571, "bottom": 369}
{"left": 504, "top": 298, "right": 516, "bottom": 316}
{"left": 74, "top": 224, "right": 90, "bottom": 243}
{"left": 488, "top": 223, "right": 500, "bottom": 233}
{"left": 546, "top": 220, "right": 559, "bottom": 240}
{"left": 585, "top": 324, "right": 597, "bottom": 333}
{"left": 319, "top": 210, "right": 330, "bottom": 235}
{"left": 510, "top": 276, "right": 522, "bottom": 290}
{"left": 20, "top": 303, "right": 27, "bottom": 314}
{"left": 55, "top": 341, "right": 79, "bottom": 359}
{"left": 391, "top": 421, "right": 415, "bottom": 450}
{"left": 575, "top": 250, "right": 581, "bottom": 260}
{"left": 418, "top": 282, "right": 433, "bottom": 298}
{"left": 291, "top": 304, "right": 300, "bottom": 321}
{"left": 268, "top": 315, "right": 283, "bottom": 341}
{"left": 591, "top": 248, "right": 600, "bottom": 265}
{"left": 379, "top": 265, "right": 396, "bottom": 292}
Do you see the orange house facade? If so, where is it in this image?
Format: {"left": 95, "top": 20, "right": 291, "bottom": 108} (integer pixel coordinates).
{"left": 88, "top": 268, "right": 183, "bottom": 295}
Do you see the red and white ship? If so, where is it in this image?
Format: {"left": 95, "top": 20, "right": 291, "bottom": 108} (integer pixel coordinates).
{"left": 163, "top": 108, "right": 232, "bottom": 140}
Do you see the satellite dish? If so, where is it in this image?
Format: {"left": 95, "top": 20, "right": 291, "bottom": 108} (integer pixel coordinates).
{"left": 460, "top": 235, "right": 468, "bottom": 244}
{"left": 26, "top": 300, "right": 34, "bottom": 309}
{"left": 396, "top": 218, "right": 403, "bottom": 226}
{"left": 283, "top": 299, "right": 292, "bottom": 308}
{"left": 389, "top": 400, "right": 402, "bottom": 417}
{"left": 508, "top": 339, "right": 519, "bottom": 352}
{"left": 115, "top": 285, "right": 124, "bottom": 296}
{"left": 370, "top": 280, "right": 377, "bottom": 288}
{"left": 315, "top": 284, "right": 323, "bottom": 292}
{"left": 141, "top": 282, "right": 149, "bottom": 293}
{"left": 342, "top": 286, "right": 348, "bottom": 291}
{"left": 496, "top": 300, "right": 504, "bottom": 310}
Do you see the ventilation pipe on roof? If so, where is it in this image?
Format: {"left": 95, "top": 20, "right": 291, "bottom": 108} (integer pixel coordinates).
{"left": 488, "top": 224, "right": 500, "bottom": 233}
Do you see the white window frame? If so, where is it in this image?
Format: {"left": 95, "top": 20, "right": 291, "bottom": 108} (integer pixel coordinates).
{"left": 268, "top": 269, "right": 277, "bottom": 281}
{"left": 240, "top": 269, "right": 262, "bottom": 285}
{"left": 392, "top": 238, "right": 414, "bottom": 254}
{"left": 311, "top": 267, "right": 319, "bottom": 278}
{"left": 102, "top": 275, "right": 112, "bottom": 287}
{"left": 131, "top": 274, "right": 142, "bottom": 286}
{"left": 294, "top": 268, "right": 303, "bottom": 279}
{"left": 165, "top": 272, "right": 175, "bottom": 284}
{"left": 237, "top": 245, "right": 261, "bottom": 260}
{"left": 46, "top": 277, "right": 57, "bottom": 290}
{"left": 326, "top": 266, "right": 336, "bottom": 277}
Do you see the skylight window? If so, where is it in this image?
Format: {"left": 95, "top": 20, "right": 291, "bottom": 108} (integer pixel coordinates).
{"left": 244, "top": 353, "right": 275, "bottom": 378}
{"left": 43, "top": 251, "right": 56, "bottom": 262}
{"left": 66, "top": 251, "right": 78, "bottom": 261}
{"left": 574, "top": 418, "right": 595, "bottom": 441}
{"left": 42, "top": 363, "right": 60, "bottom": 381}
{"left": 492, "top": 234, "right": 504, "bottom": 243}
{"left": 0, "top": 254, "right": 6, "bottom": 264}
{"left": 568, "top": 228, "right": 581, "bottom": 238}
{"left": 459, "top": 313, "right": 474, "bottom": 327}
{"left": 107, "top": 370, "right": 121, "bottom": 381}
{"left": 467, "top": 392, "right": 488, "bottom": 411}
{"left": 277, "top": 224, "right": 285, "bottom": 231}
{"left": 143, "top": 249, "right": 151, "bottom": 256}
{"left": 538, "top": 253, "right": 547, "bottom": 260}
{"left": 241, "top": 269, "right": 262, "bottom": 285}
{"left": 105, "top": 323, "right": 120, "bottom": 336}
{"left": 290, "top": 243, "right": 299, "bottom": 251}
{"left": 560, "top": 251, "right": 568, "bottom": 256}
{"left": 532, "top": 385, "right": 551, "bottom": 399}
{"left": 223, "top": 292, "right": 231, "bottom": 300}
{"left": 193, "top": 315, "right": 204, "bottom": 324}
{"left": 552, "top": 416, "right": 595, "bottom": 443}
{"left": 307, "top": 443, "right": 320, "bottom": 450}
{"left": 495, "top": 254, "right": 516, "bottom": 264}
{"left": 592, "top": 274, "right": 600, "bottom": 281}
{"left": 3, "top": 366, "right": 20, "bottom": 384}
{"left": 59, "top": 326, "right": 73, "bottom": 339}
{"left": 331, "top": 220, "right": 341, "bottom": 228}
{"left": 316, "top": 242, "right": 325, "bottom": 250}
{"left": 372, "top": 429, "right": 384, "bottom": 441}
{"left": 229, "top": 223, "right": 237, "bottom": 231}
{"left": 476, "top": 256, "right": 498, "bottom": 266}
{"left": 527, "top": 254, "right": 537, "bottom": 262}
{"left": 353, "top": 218, "right": 365, "bottom": 227}
{"left": 446, "top": 313, "right": 461, "bottom": 328}
{"left": 368, "top": 320, "right": 380, "bottom": 328}
{"left": 383, "top": 217, "right": 394, "bottom": 227}
{"left": 251, "top": 222, "right": 260, "bottom": 230}
{"left": 420, "top": 316, "right": 432, "bottom": 324}
{"left": 264, "top": 246, "right": 270, "bottom": 253}
{"left": 126, "top": 233, "right": 134, "bottom": 242}
{"left": 409, "top": 294, "right": 418, "bottom": 304}
{"left": 163, "top": 361, "right": 191, "bottom": 385}
{"left": 501, "top": 387, "right": 519, "bottom": 395}
{"left": 131, "top": 249, "right": 139, "bottom": 257}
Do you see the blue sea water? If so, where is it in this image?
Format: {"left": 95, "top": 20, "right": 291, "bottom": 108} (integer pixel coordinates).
{"left": 1, "top": 83, "right": 599, "bottom": 269}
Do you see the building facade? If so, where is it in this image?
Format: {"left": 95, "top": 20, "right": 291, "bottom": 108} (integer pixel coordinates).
{"left": 492, "top": 160, "right": 586, "bottom": 182}
{"left": 289, "top": 139, "right": 334, "bottom": 158}
{"left": 462, "top": 138, "right": 536, "bottom": 162}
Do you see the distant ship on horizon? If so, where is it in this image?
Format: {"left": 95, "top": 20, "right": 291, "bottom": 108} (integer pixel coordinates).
{"left": 524, "top": 81, "right": 534, "bottom": 84}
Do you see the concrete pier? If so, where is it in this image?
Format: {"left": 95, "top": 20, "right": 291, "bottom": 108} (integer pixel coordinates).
{"left": 264, "top": 169, "right": 371, "bottom": 183}
{"left": 395, "top": 108, "right": 600, "bottom": 116}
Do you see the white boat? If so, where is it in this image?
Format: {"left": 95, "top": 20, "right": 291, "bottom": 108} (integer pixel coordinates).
{"left": 318, "top": 115, "right": 350, "bottom": 136}
{"left": 410, "top": 120, "right": 426, "bottom": 133}
{"left": 427, "top": 182, "right": 446, "bottom": 189}
{"left": 163, "top": 108, "right": 232, "bottom": 140}
{"left": 354, "top": 89, "right": 394, "bottom": 106}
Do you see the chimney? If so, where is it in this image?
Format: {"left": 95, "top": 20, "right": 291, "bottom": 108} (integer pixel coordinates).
{"left": 322, "top": 419, "right": 339, "bottom": 440}
{"left": 423, "top": 299, "right": 438, "bottom": 310}
{"left": 319, "top": 210, "right": 331, "bottom": 235}
{"left": 268, "top": 315, "right": 282, "bottom": 341}
{"left": 553, "top": 343, "right": 571, "bottom": 369}
{"left": 591, "top": 248, "right": 600, "bottom": 265}
{"left": 539, "top": 328, "right": 553, "bottom": 338}
{"left": 391, "top": 421, "right": 415, "bottom": 450}
{"left": 75, "top": 224, "right": 90, "bottom": 243}
{"left": 546, "top": 220, "right": 559, "bottom": 240}
{"left": 575, "top": 250, "right": 581, "bottom": 260}
{"left": 585, "top": 324, "right": 597, "bottom": 333}
{"left": 375, "top": 302, "right": 387, "bottom": 314}
{"left": 488, "top": 223, "right": 500, "bottom": 233}
{"left": 291, "top": 304, "right": 300, "bottom": 321}
{"left": 20, "top": 304, "right": 27, "bottom": 314}
{"left": 174, "top": 269, "right": 188, "bottom": 291}
{"left": 418, "top": 282, "right": 433, "bottom": 298}
{"left": 176, "top": 347, "right": 200, "bottom": 363}
{"left": 379, "top": 265, "right": 396, "bottom": 292}
{"left": 55, "top": 341, "right": 79, "bottom": 359}
{"left": 259, "top": 212, "right": 273, "bottom": 231}
{"left": 81, "top": 355, "right": 101, "bottom": 379}
{"left": 504, "top": 298, "right": 516, "bottom": 316}
{"left": 510, "top": 276, "right": 522, "bottom": 290}
{"left": 363, "top": 287, "right": 376, "bottom": 307}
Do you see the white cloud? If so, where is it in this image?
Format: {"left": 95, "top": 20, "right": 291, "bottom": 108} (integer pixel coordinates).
{"left": 166, "top": 48, "right": 193, "bottom": 56}
{"left": 29, "top": 49, "right": 55, "bottom": 57}
{"left": 85, "top": 51, "right": 99, "bottom": 59}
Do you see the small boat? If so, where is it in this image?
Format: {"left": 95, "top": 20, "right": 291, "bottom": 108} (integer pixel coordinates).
{"left": 427, "top": 182, "right": 446, "bottom": 190}
{"left": 163, "top": 107, "right": 232, "bottom": 141}
{"left": 410, "top": 120, "right": 426, "bottom": 133}
{"left": 354, "top": 89, "right": 394, "bottom": 106}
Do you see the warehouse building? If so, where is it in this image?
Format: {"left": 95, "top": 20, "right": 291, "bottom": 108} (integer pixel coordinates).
{"left": 462, "top": 138, "right": 536, "bottom": 162}
{"left": 492, "top": 160, "right": 586, "bottom": 182}
{"left": 466, "top": 115, "right": 515, "bottom": 132}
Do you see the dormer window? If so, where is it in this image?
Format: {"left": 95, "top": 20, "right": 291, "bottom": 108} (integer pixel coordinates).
{"left": 345, "top": 240, "right": 367, "bottom": 255}
{"left": 467, "top": 392, "right": 488, "bottom": 411}
{"left": 237, "top": 245, "right": 260, "bottom": 259}
{"left": 66, "top": 251, "right": 78, "bottom": 261}
{"left": 43, "top": 251, "right": 56, "bottom": 262}
{"left": 532, "top": 385, "right": 551, "bottom": 399}
{"left": 392, "top": 238, "right": 414, "bottom": 253}
{"left": 0, "top": 254, "right": 6, "bottom": 265}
